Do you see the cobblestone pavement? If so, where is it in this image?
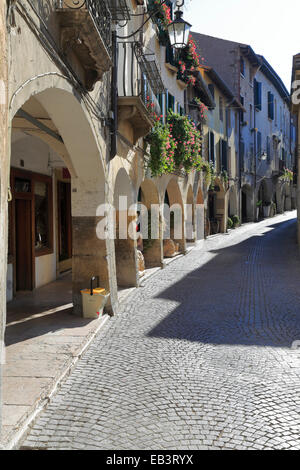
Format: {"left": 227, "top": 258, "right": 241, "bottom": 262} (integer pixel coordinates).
{"left": 22, "top": 212, "right": 300, "bottom": 450}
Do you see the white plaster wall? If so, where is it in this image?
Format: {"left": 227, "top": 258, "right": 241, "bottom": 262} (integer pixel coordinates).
{"left": 11, "top": 132, "right": 54, "bottom": 175}
{"left": 35, "top": 253, "right": 56, "bottom": 289}
{"left": 254, "top": 67, "right": 292, "bottom": 179}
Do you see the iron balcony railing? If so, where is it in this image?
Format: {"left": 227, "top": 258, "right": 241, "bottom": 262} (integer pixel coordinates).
{"left": 117, "top": 41, "right": 165, "bottom": 118}
{"left": 57, "top": 0, "right": 112, "bottom": 56}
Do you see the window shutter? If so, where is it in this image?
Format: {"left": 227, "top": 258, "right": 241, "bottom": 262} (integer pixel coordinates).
{"left": 222, "top": 140, "right": 228, "bottom": 171}
{"left": 254, "top": 80, "right": 262, "bottom": 111}
{"left": 210, "top": 132, "right": 215, "bottom": 163}
{"left": 257, "top": 131, "right": 262, "bottom": 157}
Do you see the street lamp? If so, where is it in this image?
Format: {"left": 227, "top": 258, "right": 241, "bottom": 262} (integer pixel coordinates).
{"left": 167, "top": 8, "right": 192, "bottom": 49}
{"left": 117, "top": 0, "right": 192, "bottom": 49}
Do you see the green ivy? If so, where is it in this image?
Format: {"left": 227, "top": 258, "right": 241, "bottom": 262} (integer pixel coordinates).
{"left": 167, "top": 111, "right": 203, "bottom": 173}
{"left": 146, "top": 121, "right": 176, "bottom": 177}
{"left": 146, "top": 112, "right": 203, "bottom": 177}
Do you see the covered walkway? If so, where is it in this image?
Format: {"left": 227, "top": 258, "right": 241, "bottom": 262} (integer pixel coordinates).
{"left": 2, "top": 274, "right": 107, "bottom": 446}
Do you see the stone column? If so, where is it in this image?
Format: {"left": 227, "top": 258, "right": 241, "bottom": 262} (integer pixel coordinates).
{"left": 143, "top": 205, "right": 163, "bottom": 268}
{"left": 71, "top": 178, "right": 117, "bottom": 316}
{"left": 195, "top": 204, "right": 205, "bottom": 241}
{"left": 0, "top": 2, "right": 8, "bottom": 445}
{"left": 114, "top": 212, "right": 138, "bottom": 287}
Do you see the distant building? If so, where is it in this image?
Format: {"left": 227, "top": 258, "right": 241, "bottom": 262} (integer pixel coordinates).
{"left": 291, "top": 54, "right": 300, "bottom": 244}
{"left": 192, "top": 32, "right": 297, "bottom": 223}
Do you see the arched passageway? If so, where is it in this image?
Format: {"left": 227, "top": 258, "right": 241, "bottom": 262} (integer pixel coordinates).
{"left": 6, "top": 86, "right": 113, "bottom": 316}
{"left": 163, "top": 179, "right": 185, "bottom": 255}
{"left": 257, "top": 180, "right": 272, "bottom": 219}
{"left": 207, "top": 178, "right": 227, "bottom": 234}
{"left": 196, "top": 186, "right": 205, "bottom": 241}
{"left": 185, "top": 185, "right": 195, "bottom": 243}
{"left": 242, "top": 184, "right": 253, "bottom": 223}
{"left": 137, "top": 179, "right": 162, "bottom": 269}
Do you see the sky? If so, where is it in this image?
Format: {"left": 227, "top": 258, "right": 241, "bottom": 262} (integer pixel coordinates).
{"left": 184, "top": 0, "right": 299, "bottom": 90}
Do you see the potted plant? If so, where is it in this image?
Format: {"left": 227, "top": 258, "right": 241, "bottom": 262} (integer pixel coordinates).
{"left": 232, "top": 215, "right": 240, "bottom": 228}
{"left": 263, "top": 202, "right": 271, "bottom": 218}
{"left": 256, "top": 200, "right": 262, "bottom": 219}
{"left": 227, "top": 217, "right": 233, "bottom": 230}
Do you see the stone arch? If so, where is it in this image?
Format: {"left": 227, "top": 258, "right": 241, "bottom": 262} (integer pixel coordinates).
{"left": 283, "top": 182, "right": 292, "bottom": 211}
{"left": 196, "top": 185, "right": 205, "bottom": 240}
{"left": 185, "top": 185, "right": 195, "bottom": 242}
{"left": 113, "top": 167, "right": 138, "bottom": 289}
{"left": 228, "top": 185, "right": 238, "bottom": 218}
{"left": 257, "top": 179, "right": 272, "bottom": 219}
{"left": 207, "top": 177, "right": 227, "bottom": 234}
{"left": 242, "top": 184, "right": 253, "bottom": 223}
{"left": 7, "top": 84, "right": 114, "bottom": 315}
{"left": 138, "top": 179, "right": 163, "bottom": 268}
{"left": 164, "top": 178, "right": 185, "bottom": 253}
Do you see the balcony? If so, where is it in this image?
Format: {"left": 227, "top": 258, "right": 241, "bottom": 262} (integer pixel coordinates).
{"left": 117, "top": 42, "right": 165, "bottom": 143}
{"left": 56, "top": 0, "right": 112, "bottom": 90}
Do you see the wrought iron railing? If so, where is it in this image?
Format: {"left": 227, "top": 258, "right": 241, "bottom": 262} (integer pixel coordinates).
{"left": 118, "top": 41, "right": 163, "bottom": 118}
{"left": 57, "top": 0, "right": 112, "bottom": 56}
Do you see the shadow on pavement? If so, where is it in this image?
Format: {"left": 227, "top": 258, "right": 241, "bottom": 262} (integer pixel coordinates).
{"left": 148, "top": 217, "right": 300, "bottom": 348}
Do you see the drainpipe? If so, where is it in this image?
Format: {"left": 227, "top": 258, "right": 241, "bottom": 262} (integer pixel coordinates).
{"left": 110, "top": 28, "right": 118, "bottom": 160}
{"left": 253, "top": 62, "right": 263, "bottom": 221}
{"left": 253, "top": 89, "right": 257, "bottom": 221}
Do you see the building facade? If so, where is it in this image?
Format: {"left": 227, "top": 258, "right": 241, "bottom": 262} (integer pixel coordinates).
{"left": 0, "top": 0, "right": 213, "bottom": 443}
{"left": 292, "top": 53, "right": 300, "bottom": 244}
{"left": 0, "top": 1, "right": 298, "bottom": 445}
{"left": 192, "top": 33, "right": 297, "bottom": 224}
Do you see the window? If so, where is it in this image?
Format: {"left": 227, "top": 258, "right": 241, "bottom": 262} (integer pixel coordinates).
{"left": 240, "top": 96, "right": 244, "bottom": 120}
{"left": 220, "top": 139, "right": 228, "bottom": 171}
{"left": 266, "top": 136, "right": 271, "bottom": 162}
{"left": 167, "top": 92, "right": 175, "bottom": 113}
{"left": 208, "top": 131, "right": 215, "bottom": 163}
{"left": 268, "top": 92, "right": 274, "bottom": 120}
{"left": 257, "top": 131, "right": 262, "bottom": 158}
{"left": 208, "top": 83, "right": 215, "bottom": 100}
{"left": 35, "top": 181, "right": 50, "bottom": 251}
{"left": 250, "top": 104, "right": 253, "bottom": 128}
{"left": 254, "top": 80, "right": 262, "bottom": 111}
{"left": 226, "top": 108, "right": 231, "bottom": 133}
{"left": 240, "top": 58, "right": 245, "bottom": 77}
{"left": 235, "top": 112, "right": 238, "bottom": 135}
{"left": 10, "top": 168, "right": 53, "bottom": 258}
{"left": 166, "top": 44, "right": 175, "bottom": 66}
{"left": 219, "top": 97, "right": 224, "bottom": 122}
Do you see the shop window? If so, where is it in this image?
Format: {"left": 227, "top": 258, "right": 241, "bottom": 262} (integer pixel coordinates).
{"left": 15, "top": 177, "right": 31, "bottom": 193}
{"left": 35, "top": 181, "right": 50, "bottom": 251}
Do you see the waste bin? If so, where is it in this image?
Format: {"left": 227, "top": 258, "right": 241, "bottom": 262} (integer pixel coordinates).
{"left": 81, "top": 277, "right": 110, "bottom": 319}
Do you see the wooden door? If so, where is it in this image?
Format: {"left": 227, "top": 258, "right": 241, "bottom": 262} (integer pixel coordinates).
{"left": 15, "top": 198, "right": 33, "bottom": 291}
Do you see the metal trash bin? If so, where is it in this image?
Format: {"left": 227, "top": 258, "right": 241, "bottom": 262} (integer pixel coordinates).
{"left": 81, "top": 277, "right": 110, "bottom": 319}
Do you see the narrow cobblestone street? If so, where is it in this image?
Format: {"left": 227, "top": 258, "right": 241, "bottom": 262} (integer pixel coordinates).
{"left": 21, "top": 212, "right": 300, "bottom": 450}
